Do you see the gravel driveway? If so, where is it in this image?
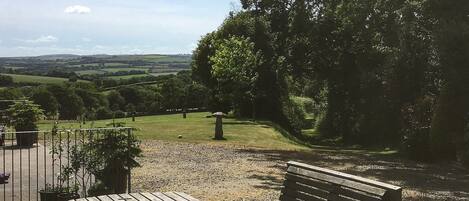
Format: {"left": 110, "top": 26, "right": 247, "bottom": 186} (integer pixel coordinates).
{"left": 132, "top": 140, "right": 469, "bottom": 201}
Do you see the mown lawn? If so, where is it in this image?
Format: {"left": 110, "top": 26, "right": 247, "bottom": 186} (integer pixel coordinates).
{"left": 38, "top": 112, "right": 306, "bottom": 150}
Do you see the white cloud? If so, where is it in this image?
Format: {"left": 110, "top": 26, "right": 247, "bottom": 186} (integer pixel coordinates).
{"left": 20, "top": 35, "right": 58, "bottom": 43}
{"left": 81, "top": 37, "right": 92, "bottom": 42}
{"left": 64, "top": 5, "right": 91, "bottom": 14}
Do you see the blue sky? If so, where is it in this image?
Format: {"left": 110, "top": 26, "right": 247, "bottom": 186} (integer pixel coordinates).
{"left": 0, "top": 0, "right": 237, "bottom": 57}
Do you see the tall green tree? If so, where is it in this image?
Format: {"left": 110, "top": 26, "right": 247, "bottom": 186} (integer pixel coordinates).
{"left": 210, "top": 36, "right": 259, "bottom": 118}
{"left": 428, "top": 0, "right": 469, "bottom": 161}
{"left": 31, "top": 87, "right": 59, "bottom": 117}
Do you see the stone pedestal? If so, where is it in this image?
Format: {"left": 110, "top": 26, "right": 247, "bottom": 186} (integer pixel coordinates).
{"left": 213, "top": 112, "right": 224, "bottom": 140}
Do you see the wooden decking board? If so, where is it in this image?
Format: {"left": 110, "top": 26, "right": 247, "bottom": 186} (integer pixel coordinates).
{"left": 164, "top": 192, "right": 188, "bottom": 201}
{"left": 174, "top": 192, "right": 198, "bottom": 201}
{"left": 151, "top": 192, "right": 176, "bottom": 201}
{"left": 96, "top": 195, "right": 114, "bottom": 201}
{"left": 130, "top": 193, "right": 151, "bottom": 201}
{"left": 86, "top": 197, "right": 101, "bottom": 201}
{"left": 119, "top": 193, "right": 139, "bottom": 200}
{"left": 106, "top": 194, "right": 123, "bottom": 200}
{"left": 140, "top": 192, "right": 164, "bottom": 201}
{"left": 72, "top": 192, "right": 198, "bottom": 201}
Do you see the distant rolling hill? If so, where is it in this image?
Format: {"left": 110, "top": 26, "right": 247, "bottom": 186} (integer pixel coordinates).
{"left": 0, "top": 54, "right": 191, "bottom": 85}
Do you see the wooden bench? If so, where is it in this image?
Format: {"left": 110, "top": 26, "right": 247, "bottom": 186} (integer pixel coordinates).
{"left": 281, "top": 161, "right": 402, "bottom": 201}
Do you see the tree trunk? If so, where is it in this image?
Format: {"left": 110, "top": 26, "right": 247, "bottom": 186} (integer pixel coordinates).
{"left": 430, "top": 84, "right": 469, "bottom": 161}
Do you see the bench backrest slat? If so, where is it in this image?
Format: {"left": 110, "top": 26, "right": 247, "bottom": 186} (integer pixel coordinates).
{"left": 281, "top": 161, "right": 402, "bottom": 201}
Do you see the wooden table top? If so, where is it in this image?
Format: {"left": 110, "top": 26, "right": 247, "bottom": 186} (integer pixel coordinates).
{"left": 72, "top": 192, "right": 199, "bottom": 201}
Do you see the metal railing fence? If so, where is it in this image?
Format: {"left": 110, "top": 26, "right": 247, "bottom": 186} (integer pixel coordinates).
{"left": 0, "top": 127, "right": 134, "bottom": 201}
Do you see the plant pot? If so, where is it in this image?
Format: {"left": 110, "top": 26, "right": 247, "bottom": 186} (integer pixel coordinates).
{"left": 102, "top": 164, "right": 128, "bottom": 194}
{"left": 39, "top": 191, "right": 60, "bottom": 201}
{"left": 16, "top": 132, "right": 37, "bottom": 147}
{"left": 57, "top": 192, "right": 80, "bottom": 201}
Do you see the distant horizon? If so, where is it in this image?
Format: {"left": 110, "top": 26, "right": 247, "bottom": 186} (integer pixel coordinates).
{"left": 0, "top": 0, "right": 237, "bottom": 57}
{"left": 0, "top": 53, "right": 193, "bottom": 58}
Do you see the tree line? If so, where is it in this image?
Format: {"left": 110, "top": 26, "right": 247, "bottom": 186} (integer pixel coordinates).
{"left": 0, "top": 71, "right": 208, "bottom": 121}
{"left": 191, "top": 0, "right": 469, "bottom": 164}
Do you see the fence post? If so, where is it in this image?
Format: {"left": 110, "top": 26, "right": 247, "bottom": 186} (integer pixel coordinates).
{"left": 127, "top": 128, "right": 132, "bottom": 193}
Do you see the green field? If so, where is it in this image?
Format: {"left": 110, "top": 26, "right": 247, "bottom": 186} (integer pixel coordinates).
{"left": 38, "top": 112, "right": 306, "bottom": 150}
{"left": 75, "top": 70, "right": 105, "bottom": 75}
{"left": 109, "top": 55, "right": 191, "bottom": 63}
{"left": 69, "top": 63, "right": 100, "bottom": 68}
{"left": 103, "top": 63, "right": 129, "bottom": 67}
{"left": 106, "top": 74, "right": 152, "bottom": 80}
{"left": 3, "top": 66, "right": 25, "bottom": 70}
{"left": 101, "top": 67, "right": 149, "bottom": 73}
{"left": 1, "top": 73, "right": 90, "bottom": 84}
{"left": 149, "top": 72, "right": 178, "bottom": 76}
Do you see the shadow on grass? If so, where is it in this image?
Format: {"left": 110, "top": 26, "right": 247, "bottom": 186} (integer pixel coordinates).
{"left": 207, "top": 117, "right": 469, "bottom": 200}
{"left": 236, "top": 147, "right": 469, "bottom": 200}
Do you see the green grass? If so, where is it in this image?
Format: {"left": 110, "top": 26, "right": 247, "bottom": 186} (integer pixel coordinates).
{"left": 75, "top": 70, "right": 105, "bottom": 75}
{"left": 149, "top": 72, "right": 178, "bottom": 76}
{"left": 104, "top": 63, "right": 129, "bottom": 67}
{"left": 3, "top": 66, "right": 25, "bottom": 70}
{"left": 1, "top": 73, "right": 90, "bottom": 84}
{"left": 38, "top": 112, "right": 307, "bottom": 150}
{"left": 101, "top": 67, "right": 149, "bottom": 73}
{"left": 106, "top": 74, "right": 151, "bottom": 80}
{"left": 109, "top": 55, "right": 191, "bottom": 63}
{"left": 69, "top": 63, "right": 100, "bottom": 68}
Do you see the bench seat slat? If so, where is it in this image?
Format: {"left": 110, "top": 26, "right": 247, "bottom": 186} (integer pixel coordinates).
{"left": 283, "top": 180, "right": 330, "bottom": 198}
{"left": 288, "top": 166, "right": 387, "bottom": 196}
{"left": 283, "top": 190, "right": 326, "bottom": 201}
{"left": 326, "top": 193, "right": 356, "bottom": 201}
{"left": 285, "top": 173, "right": 335, "bottom": 192}
{"left": 337, "top": 186, "right": 383, "bottom": 201}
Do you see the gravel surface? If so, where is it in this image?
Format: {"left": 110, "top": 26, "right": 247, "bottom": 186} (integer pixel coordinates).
{"left": 132, "top": 140, "right": 469, "bottom": 201}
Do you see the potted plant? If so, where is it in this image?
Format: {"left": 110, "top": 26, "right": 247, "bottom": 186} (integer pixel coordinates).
{"left": 7, "top": 101, "right": 43, "bottom": 147}
{"left": 39, "top": 184, "right": 60, "bottom": 201}
{"left": 39, "top": 184, "right": 79, "bottom": 201}
{"left": 85, "top": 126, "right": 141, "bottom": 194}
{"left": 69, "top": 123, "right": 141, "bottom": 194}
{"left": 52, "top": 122, "right": 141, "bottom": 196}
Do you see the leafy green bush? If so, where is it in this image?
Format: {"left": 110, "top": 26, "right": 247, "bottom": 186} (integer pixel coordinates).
{"left": 7, "top": 101, "right": 44, "bottom": 146}
{"left": 7, "top": 101, "right": 43, "bottom": 131}
{"left": 113, "top": 110, "right": 126, "bottom": 118}
{"left": 96, "top": 107, "right": 112, "bottom": 120}
{"left": 72, "top": 128, "right": 142, "bottom": 194}
{"left": 281, "top": 97, "right": 308, "bottom": 134}
{"left": 291, "top": 97, "right": 314, "bottom": 114}
{"left": 401, "top": 97, "right": 435, "bottom": 162}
